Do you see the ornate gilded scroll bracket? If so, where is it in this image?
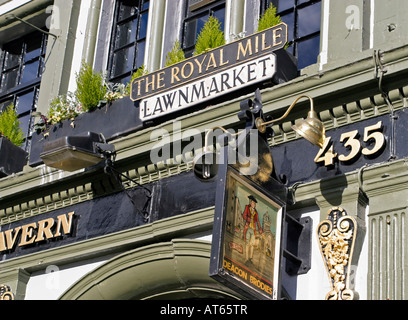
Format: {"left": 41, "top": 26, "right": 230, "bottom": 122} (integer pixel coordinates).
{"left": 317, "top": 207, "right": 358, "bottom": 300}
{"left": 0, "top": 285, "right": 14, "bottom": 300}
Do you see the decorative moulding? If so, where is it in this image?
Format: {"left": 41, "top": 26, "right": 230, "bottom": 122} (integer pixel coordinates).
{"left": 317, "top": 207, "right": 358, "bottom": 300}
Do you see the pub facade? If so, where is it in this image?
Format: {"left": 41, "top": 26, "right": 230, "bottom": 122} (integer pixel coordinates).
{"left": 0, "top": 0, "right": 408, "bottom": 300}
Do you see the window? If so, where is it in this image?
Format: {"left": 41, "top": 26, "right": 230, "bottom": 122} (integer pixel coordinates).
{"left": 263, "top": 0, "right": 321, "bottom": 69}
{"left": 0, "top": 30, "right": 48, "bottom": 151}
{"left": 108, "top": 0, "right": 150, "bottom": 85}
{"left": 182, "top": 0, "right": 226, "bottom": 58}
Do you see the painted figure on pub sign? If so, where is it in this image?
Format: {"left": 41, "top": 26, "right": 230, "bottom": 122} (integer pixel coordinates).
{"left": 223, "top": 170, "right": 283, "bottom": 298}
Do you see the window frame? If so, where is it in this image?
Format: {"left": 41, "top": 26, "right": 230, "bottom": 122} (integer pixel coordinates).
{"left": 107, "top": 0, "right": 150, "bottom": 85}
{"left": 181, "top": 0, "right": 226, "bottom": 58}
{"left": 0, "top": 30, "right": 48, "bottom": 151}
{"left": 262, "top": 0, "right": 322, "bottom": 69}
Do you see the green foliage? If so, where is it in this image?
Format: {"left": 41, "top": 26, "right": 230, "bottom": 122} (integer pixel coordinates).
{"left": 75, "top": 61, "right": 107, "bottom": 112}
{"left": 126, "top": 65, "right": 148, "bottom": 95}
{"left": 131, "top": 65, "right": 148, "bottom": 82}
{"left": 165, "top": 40, "right": 186, "bottom": 67}
{"left": 0, "top": 104, "right": 24, "bottom": 147}
{"left": 257, "top": 4, "right": 282, "bottom": 32}
{"left": 194, "top": 16, "right": 225, "bottom": 55}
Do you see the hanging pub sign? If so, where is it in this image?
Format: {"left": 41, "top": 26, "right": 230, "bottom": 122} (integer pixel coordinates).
{"left": 131, "top": 23, "right": 291, "bottom": 121}
{"left": 209, "top": 163, "right": 285, "bottom": 300}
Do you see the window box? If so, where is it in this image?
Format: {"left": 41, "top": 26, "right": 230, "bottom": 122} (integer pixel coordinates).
{"left": 29, "top": 97, "right": 142, "bottom": 167}
{"left": 0, "top": 137, "right": 28, "bottom": 177}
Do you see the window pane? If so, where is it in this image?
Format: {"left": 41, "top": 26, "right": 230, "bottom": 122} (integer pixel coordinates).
{"left": 280, "top": 12, "right": 295, "bottom": 42}
{"left": 16, "top": 90, "right": 35, "bottom": 115}
{"left": 135, "top": 41, "right": 146, "bottom": 69}
{"left": 1, "top": 69, "right": 19, "bottom": 92}
{"left": 18, "top": 113, "right": 31, "bottom": 138}
{"left": 20, "top": 60, "right": 40, "bottom": 84}
{"left": 184, "top": 19, "right": 198, "bottom": 48}
{"left": 277, "top": 0, "right": 294, "bottom": 12}
{"left": 196, "top": 15, "right": 208, "bottom": 37}
{"left": 119, "top": 75, "right": 131, "bottom": 86}
{"left": 213, "top": 7, "right": 225, "bottom": 29}
{"left": 118, "top": 0, "right": 139, "bottom": 21}
{"left": 142, "top": 0, "right": 149, "bottom": 11}
{"left": 138, "top": 12, "right": 149, "bottom": 40}
{"left": 3, "top": 46, "right": 22, "bottom": 70}
{"left": 116, "top": 19, "right": 138, "bottom": 48}
{"left": 111, "top": 47, "right": 135, "bottom": 77}
{"left": 0, "top": 99, "right": 13, "bottom": 113}
{"left": 298, "top": 2, "right": 321, "bottom": 37}
{"left": 25, "top": 36, "right": 42, "bottom": 62}
{"left": 297, "top": 35, "right": 320, "bottom": 69}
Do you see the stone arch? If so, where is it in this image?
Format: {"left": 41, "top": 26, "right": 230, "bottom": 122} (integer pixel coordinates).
{"left": 59, "top": 239, "right": 242, "bottom": 300}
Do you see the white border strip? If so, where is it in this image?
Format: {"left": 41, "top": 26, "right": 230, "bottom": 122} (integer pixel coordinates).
{"left": 319, "top": 0, "right": 330, "bottom": 71}
{"left": 0, "top": 0, "right": 32, "bottom": 14}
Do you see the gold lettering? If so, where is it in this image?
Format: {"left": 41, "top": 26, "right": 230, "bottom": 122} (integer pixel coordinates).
{"left": 0, "top": 232, "right": 6, "bottom": 251}
{"left": 237, "top": 39, "right": 253, "bottom": 60}
{"left": 19, "top": 223, "right": 37, "bottom": 247}
{"left": 250, "top": 275, "right": 273, "bottom": 295}
{"left": 145, "top": 74, "right": 155, "bottom": 93}
{"left": 219, "top": 48, "right": 229, "bottom": 66}
{"left": 171, "top": 66, "right": 181, "bottom": 84}
{"left": 0, "top": 212, "right": 76, "bottom": 252}
{"left": 36, "top": 218, "right": 55, "bottom": 242}
{"left": 194, "top": 55, "right": 207, "bottom": 74}
{"left": 273, "top": 27, "right": 283, "bottom": 47}
{"left": 54, "top": 212, "right": 75, "bottom": 237}
{"left": 223, "top": 259, "right": 248, "bottom": 280}
{"left": 157, "top": 71, "right": 166, "bottom": 89}
{"left": 133, "top": 78, "right": 145, "bottom": 96}
{"left": 181, "top": 61, "right": 194, "bottom": 79}
{"left": 255, "top": 35, "right": 259, "bottom": 53}
{"left": 262, "top": 32, "right": 272, "bottom": 51}
{"left": 206, "top": 53, "right": 218, "bottom": 71}
{"left": 5, "top": 227, "right": 21, "bottom": 250}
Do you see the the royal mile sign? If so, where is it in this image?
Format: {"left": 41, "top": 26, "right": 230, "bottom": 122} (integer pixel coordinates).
{"left": 131, "top": 23, "right": 289, "bottom": 121}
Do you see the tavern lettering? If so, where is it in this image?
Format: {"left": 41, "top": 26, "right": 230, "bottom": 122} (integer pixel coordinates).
{"left": 0, "top": 212, "right": 75, "bottom": 253}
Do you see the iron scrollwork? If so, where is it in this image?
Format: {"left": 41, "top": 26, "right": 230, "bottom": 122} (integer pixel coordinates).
{"left": 317, "top": 207, "right": 357, "bottom": 300}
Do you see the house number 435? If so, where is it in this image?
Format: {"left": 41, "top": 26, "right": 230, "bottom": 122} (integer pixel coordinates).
{"left": 315, "top": 121, "right": 385, "bottom": 166}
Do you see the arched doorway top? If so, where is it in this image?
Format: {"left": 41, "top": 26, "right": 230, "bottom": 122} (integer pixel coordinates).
{"left": 60, "top": 239, "right": 242, "bottom": 300}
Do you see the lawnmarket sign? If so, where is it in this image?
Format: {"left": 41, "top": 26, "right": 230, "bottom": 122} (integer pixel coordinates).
{"left": 131, "top": 23, "right": 288, "bottom": 121}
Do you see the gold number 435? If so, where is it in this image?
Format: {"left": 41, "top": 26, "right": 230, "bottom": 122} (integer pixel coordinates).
{"left": 315, "top": 121, "right": 385, "bottom": 166}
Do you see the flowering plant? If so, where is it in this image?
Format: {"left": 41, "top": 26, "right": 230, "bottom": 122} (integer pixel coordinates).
{"left": 47, "top": 92, "right": 83, "bottom": 125}
{"left": 101, "top": 82, "right": 128, "bottom": 104}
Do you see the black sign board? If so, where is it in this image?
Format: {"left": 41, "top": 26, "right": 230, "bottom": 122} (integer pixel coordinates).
{"left": 209, "top": 145, "right": 286, "bottom": 300}
{"left": 131, "top": 23, "right": 289, "bottom": 121}
{"left": 272, "top": 114, "right": 393, "bottom": 185}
